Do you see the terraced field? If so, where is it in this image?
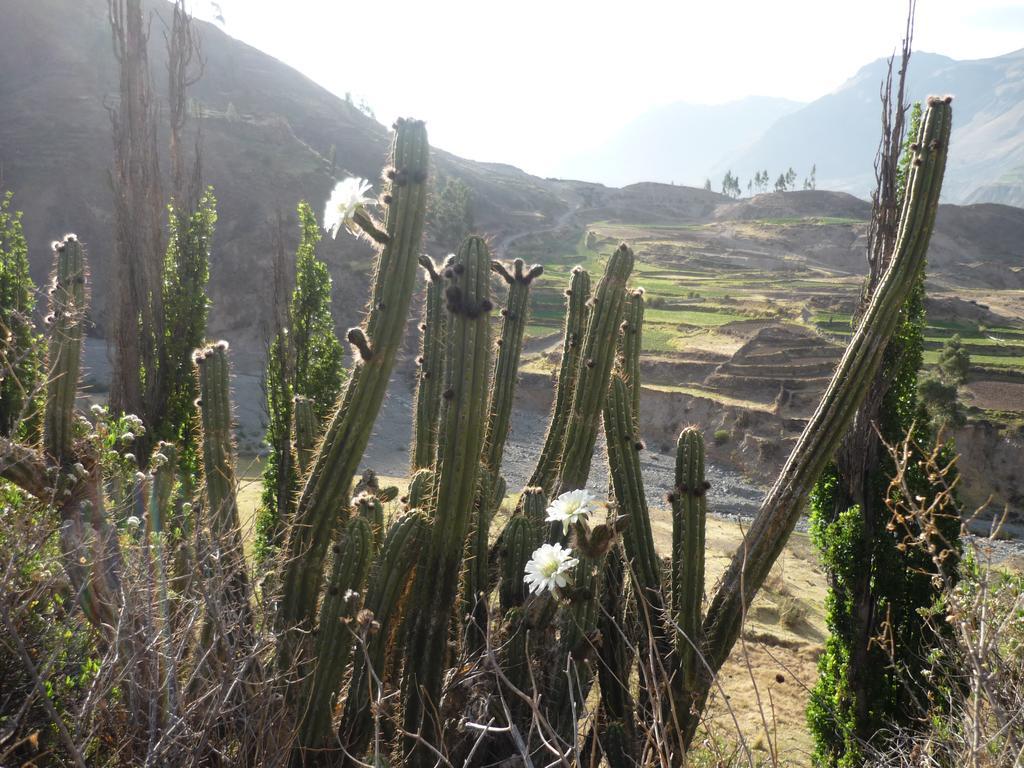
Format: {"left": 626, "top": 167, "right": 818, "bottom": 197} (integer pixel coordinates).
{"left": 504, "top": 205, "right": 1024, "bottom": 517}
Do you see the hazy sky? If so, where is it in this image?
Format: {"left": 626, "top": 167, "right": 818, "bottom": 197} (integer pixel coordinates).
{"left": 192, "top": 0, "right": 1023, "bottom": 176}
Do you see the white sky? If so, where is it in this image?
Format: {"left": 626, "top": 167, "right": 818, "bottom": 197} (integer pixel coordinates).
{"left": 193, "top": 0, "right": 1024, "bottom": 176}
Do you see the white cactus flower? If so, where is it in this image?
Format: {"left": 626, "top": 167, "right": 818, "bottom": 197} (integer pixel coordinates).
{"left": 524, "top": 542, "right": 579, "bottom": 595}
{"left": 324, "top": 177, "right": 374, "bottom": 239}
{"left": 545, "top": 488, "right": 599, "bottom": 534}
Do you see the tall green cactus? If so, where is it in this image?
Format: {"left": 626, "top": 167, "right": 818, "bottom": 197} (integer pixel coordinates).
{"left": 277, "top": 119, "right": 429, "bottom": 674}
{"left": 412, "top": 255, "right": 446, "bottom": 470}
{"left": 401, "top": 235, "right": 493, "bottom": 763}
{"left": 44, "top": 235, "right": 86, "bottom": 462}
{"left": 297, "top": 512, "right": 374, "bottom": 754}
{"left": 529, "top": 266, "right": 591, "bottom": 494}
{"left": 670, "top": 427, "right": 707, "bottom": 718}
{"left": 147, "top": 441, "right": 179, "bottom": 726}
{"left": 619, "top": 288, "right": 644, "bottom": 422}
{"left": 553, "top": 245, "right": 634, "bottom": 496}
{"left": 698, "top": 97, "right": 953, "bottom": 734}
{"left": 604, "top": 374, "right": 662, "bottom": 608}
{"left": 483, "top": 258, "right": 542, "bottom": 474}
{"left": 339, "top": 510, "right": 430, "bottom": 763}
{"left": 43, "top": 237, "right": 121, "bottom": 630}
{"left": 193, "top": 342, "right": 253, "bottom": 658}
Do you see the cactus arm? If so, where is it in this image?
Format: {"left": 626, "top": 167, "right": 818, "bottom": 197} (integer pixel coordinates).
{"left": 497, "top": 512, "right": 541, "bottom": 614}
{"left": 553, "top": 245, "right": 634, "bottom": 495}
{"left": 483, "top": 259, "right": 542, "bottom": 474}
{"left": 406, "top": 467, "right": 435, "bottom": 511}
{"left": 671, "top": 427, "right": 707, "bottom": 722}
{"left": 339, "top": 510, "right": 430, "bottom": 762}
{"left": 147, "top": 441, "right": 180, "bottom": 724}
{"left": 297, "top": 514, "right": 374, "bottom": 753}
{"left": 528, "top": 266, "right": 591, "bottom": 494}
{"left": 594, "top": 549, "right": 637, "bottom": 765}
{"left": 412, "top": 256, "right": 447, "bottom": 470}
{"left": 401, "top": 235, "right": 492, "bottom": 762}
{"left": 699, "top": 99, "right": 952, "bottom": 719}
{"left": 194, "top": 341, "right": 254, "bottom": 657}
{"left": 44, "top": 235, "right": 86, "bottom": 462}
{"left": 276, "top": 120, "right": 429, "bottom": 671}
{"left": 34, "top": 236, "right": 123, "bottom": 632}
{"left": 292, "top": 395, "right": 318, "bottom": 477}
{"left": 604, "top": 374, "right": 662, "bottom": 605}
{"left": 619, "top": 288, "right": 644, "bottom": 423}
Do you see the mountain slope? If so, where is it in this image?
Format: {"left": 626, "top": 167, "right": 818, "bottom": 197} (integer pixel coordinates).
{"left": 0, "top": 0, "right": 568, "bottom": 356}
{"left": 553, "top": 96, "right": 805, "bottom": 188}
{"left": 717, "top": 49, "right": 1024, "bottom": 204}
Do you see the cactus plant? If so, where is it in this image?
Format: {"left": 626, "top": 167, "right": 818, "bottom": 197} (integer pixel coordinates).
{"left": 277, "top": 119, "right": 429, "bottom": 674}
{"left": 553, "top": 244, "right": 634, "bottom": 497}
{"left": 297, "top": 513, "right": 374, "bottom": 754}
{"left": 483, "top": 259, "right": 543, "bottom": 474}
{"left": 0, "top": 98, "right": 958, "bottom": 767}
{"left": 697, "top": 97, "right": 953, "bottom": 735}
{"left": 528, "top": 266, "right": 591, "bottom": 494}
{"left": 619, "top": 288, "right": 644, "bottom": 423}
{"left": 44, "top": 235, "right": 86, "bottom": 462}
{"left": 411, "top": 255, "right": 447, "bottom": 470}
{"left": 193, "top": 341, "right": 253, "bottom": 659}
{"left": 671, "top": 427, "right": 707, "bottom": 724}
{"left": 339, "top": 510, "right": 430, "bottom": 763}
{"left": 401, "top": 234, "right": 493, "bottom": 763}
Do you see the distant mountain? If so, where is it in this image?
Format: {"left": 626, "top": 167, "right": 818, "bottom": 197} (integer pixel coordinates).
{"left": 0, "top": 0, "right": 568, "bottom": 358}
{"left": 553, "top": 97, "right": 805, "bottom": 188}
{"left": 716, "top": 49, "right": 1024, "bottom": 205}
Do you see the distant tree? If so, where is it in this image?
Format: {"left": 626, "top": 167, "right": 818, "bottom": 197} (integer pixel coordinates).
{"left": 428, "top": 177, "right": 475, "bottom": 251}
{"left": 721, "top": 170, "right": 741, "bottom": 198}
{"left": 785, "top": 166, "right": 797, "bottom": 189}
{"left": 256, "top": 202, "right": 345, "bottom": 559}
{"left": 747, "top": 179, "right": 752, "bottom": 195}
{"left": 804, "top": 163, "right": 817, "bottom": 190}
{"left": 157, "top": 188, "right": 216, "bottom": 463}
{"left": 702, "top": 178, "right": 712, "bottom": 192}
{"left": 759, "top": 169, "right": 770, "bottom": 193}
{"left": 918, "top": 334, "right": 970, "bottom": 429}
{"left": 774, "top": 173, "right": 787, "bottom": 192}
{"left": 0, "top": 192, "right": 42, "bottom": 439}
{"left": 936, "top": 333, "right": 970, "bottom": 384}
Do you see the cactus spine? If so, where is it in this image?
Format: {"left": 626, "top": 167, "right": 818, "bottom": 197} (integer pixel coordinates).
{"left": 553, "top": 244, "right": 634, "bottom": 496}
{"left": 277, "top": 119, "right": 429, "bottom": 674}
{"left": 401, "top": 235, "right": 492, "bottom": 763}
{"left": 412, "top": 256, "right": 446, "bottom": 469}
{"left": 528, "top": 266, "right": 591, "bottom": 494}
{"left": 297, "top": 513, "right": 374, "bottom": 754}
{"left": 699, "top": 98, "right": 953, "bottom": 731}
